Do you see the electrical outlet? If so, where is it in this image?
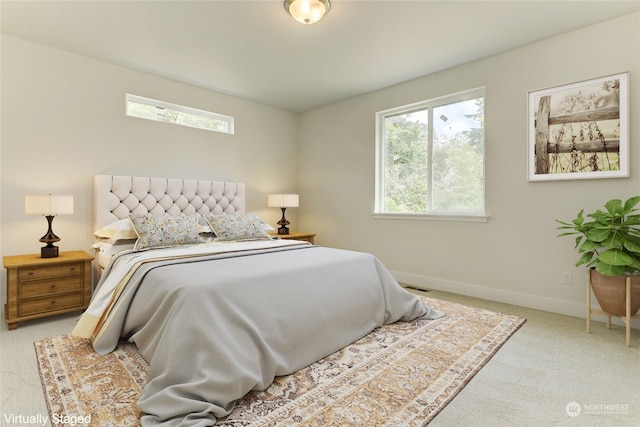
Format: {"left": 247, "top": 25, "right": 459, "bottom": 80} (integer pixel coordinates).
{"left": 562, "top": 272, "right": 573, "bottom": 285}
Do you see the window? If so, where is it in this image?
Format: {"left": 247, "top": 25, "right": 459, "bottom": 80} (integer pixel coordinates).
{"left": 375, "top": 88, "right": 485, "bottom": 219}
{"left": 126, "top": 94, "right": 234, "bottom": 135}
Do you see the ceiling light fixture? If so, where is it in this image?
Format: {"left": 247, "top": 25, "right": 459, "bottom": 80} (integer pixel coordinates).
{"left": 284, "top": 0, "right": 331, "bottom": 25}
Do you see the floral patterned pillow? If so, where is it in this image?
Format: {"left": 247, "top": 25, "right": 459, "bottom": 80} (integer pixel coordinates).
{"left": 129, "top": 213, "right": 203, "bottom": 251}
{"left": 205, "top": 212, "right": 270, "bottom": 241}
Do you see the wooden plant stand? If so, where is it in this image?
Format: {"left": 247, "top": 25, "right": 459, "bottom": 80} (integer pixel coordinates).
{"left": 587, "top": 274, "right": 640, "bottom": 347}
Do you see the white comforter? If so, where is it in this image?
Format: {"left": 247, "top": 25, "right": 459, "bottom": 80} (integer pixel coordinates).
{"left": 74, "top": 240, "right": 444, "bottom": 426}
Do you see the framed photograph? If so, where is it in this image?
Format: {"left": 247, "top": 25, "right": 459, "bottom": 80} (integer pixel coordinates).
{"left": 528, "top": 72, "right": 629, "bottom": 181}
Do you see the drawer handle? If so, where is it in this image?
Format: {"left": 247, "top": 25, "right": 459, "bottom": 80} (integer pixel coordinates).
{"left": 49, "top": 284, "right": 56, "bottom": 291}
{"left": 50, "top": 300, "right": 56, "bottom": 305}
{"left": 28, "top": 272, "right": 34, "bottom": 276}
{"left": 69, "top": 267, "right": 76, "bottom": 272}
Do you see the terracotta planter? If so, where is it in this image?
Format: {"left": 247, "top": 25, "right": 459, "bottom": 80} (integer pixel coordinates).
{"left": 589, "top": 268, "right": 640, "bottom": 316}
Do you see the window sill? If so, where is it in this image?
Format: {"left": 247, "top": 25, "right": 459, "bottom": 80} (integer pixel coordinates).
{"left": 372, "top": 213, "right": 489, "bottom": 223}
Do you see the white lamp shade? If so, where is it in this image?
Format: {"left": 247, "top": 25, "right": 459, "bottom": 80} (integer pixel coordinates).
{"left": 268, "top": 194, "right": 299, "bottom": 208}
{"left": 25, "top": 194, "right": 74, "bottom": 215}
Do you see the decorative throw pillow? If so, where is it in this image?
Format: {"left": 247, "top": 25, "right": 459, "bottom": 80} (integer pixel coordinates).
{"left": 205, "top": 212, "right": 270, "bottom": 242}
{"left": 129, "top": 213, "right": 203, "bottom": 251}
{"left": 94, "top": 218, "right": 139, "bottom": 241}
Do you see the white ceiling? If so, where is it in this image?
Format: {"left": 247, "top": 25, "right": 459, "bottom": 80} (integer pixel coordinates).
{"left": 2, "top": 0, "right": 639, "bottom": 112}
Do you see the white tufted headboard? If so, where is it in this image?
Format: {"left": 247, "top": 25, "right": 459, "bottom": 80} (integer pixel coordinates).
{"left": 94, "top": 175, "right": 246, "bottom": 231}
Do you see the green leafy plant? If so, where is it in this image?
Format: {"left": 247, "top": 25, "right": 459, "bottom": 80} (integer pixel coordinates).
{"left": 556, "top": 196, "right": 640, "bottom": 276}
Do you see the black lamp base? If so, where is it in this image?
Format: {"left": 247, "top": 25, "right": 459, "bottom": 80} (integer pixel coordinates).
{"left": 41, "top": 245, "right": 59, "bottom": 258}
{"left": 276, "top": 207, "right": 291, "bottom": 235}
{"left": 39, "top": 215, "right": 61, "bottom": 258}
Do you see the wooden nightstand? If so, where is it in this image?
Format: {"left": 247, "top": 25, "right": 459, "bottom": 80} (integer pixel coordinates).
{"left": 268, "top": 231, "right": 316, "bottom": 244}
{"left": 4, "top": 250, "right": 93, "bottom": 330}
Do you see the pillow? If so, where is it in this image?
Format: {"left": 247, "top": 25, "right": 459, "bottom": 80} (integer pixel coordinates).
{"left": 97, "top": 216, "right": 215, "bottom": 240}
{"left": 91, "top": 239, "right": 137, "bottom": 255}
{"left": 198, "top": 223, "right": 213, "bottom": 234}
{"left": 261, "top": 221, "right": 275, "bottom": 232}
{"left": 94, "top": 218, "right": 138, "bottom": 241}
{"left": 204, "top": 212, "right": 270, "bottom": 242}
{"left": 203, "top": 219, "right": 273, "bottom": 235}
{"left": 129, "top": 213, "right": 203, "bottom": 251}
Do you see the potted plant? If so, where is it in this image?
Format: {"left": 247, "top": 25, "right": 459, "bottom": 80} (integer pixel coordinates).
{"left": 556, "top": 196, "right": 640, "bottom": 316}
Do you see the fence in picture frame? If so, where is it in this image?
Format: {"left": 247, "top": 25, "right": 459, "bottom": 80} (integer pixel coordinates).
{"left": 528, "top": 72, "right": 629, "bottom": 181}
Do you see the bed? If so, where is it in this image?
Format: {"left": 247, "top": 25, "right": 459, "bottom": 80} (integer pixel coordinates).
{"left": 73, "top": 174, "right": 444, "bottom": 426}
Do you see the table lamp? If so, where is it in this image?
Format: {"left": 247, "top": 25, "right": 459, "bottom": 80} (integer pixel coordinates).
{"left": 25, "top": 194, "right": 74, "bottom": 258}
{"left": 268, "top": 194, "right": 299, "bottom": 235}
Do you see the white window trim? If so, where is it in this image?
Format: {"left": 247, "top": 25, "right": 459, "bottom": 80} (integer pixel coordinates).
{"left": 125, "top": 94, "right": 234, "bottom": 135}
{"left": 371, "top": 212, "right": 489, "bottom": 223}
{"left": 374, "top": 87, "right": 487, "bottom": 220}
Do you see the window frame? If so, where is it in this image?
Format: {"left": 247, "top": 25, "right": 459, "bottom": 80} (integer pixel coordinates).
{"left": 374, "top": 87, "right": 487, "bottom": 222}
{"left": 125, "top": 94, "right": 235, "bottom": 135}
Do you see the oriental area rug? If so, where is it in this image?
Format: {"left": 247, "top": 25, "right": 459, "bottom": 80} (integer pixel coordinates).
{"left": 34, "top": 297, "right": 525, "bottom": 427}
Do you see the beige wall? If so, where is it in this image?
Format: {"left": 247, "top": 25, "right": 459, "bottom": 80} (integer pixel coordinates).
{"left": 297, "top": 12, "right": 640, "bottom": 322}
{"left": 0, "top": 36, "right": 300, "bottom": 306}
{"left": 1, "top": 12, "right": 639, "bottom": 324}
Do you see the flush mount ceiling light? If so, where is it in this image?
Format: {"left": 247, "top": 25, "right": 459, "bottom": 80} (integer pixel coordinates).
{"left": 284, "top": 0, "right": 331, "bottom": 25}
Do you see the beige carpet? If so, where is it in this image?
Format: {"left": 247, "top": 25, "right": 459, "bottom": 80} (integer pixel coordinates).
{"left": 34, "top": 297, "right": 525, "bottom": 426}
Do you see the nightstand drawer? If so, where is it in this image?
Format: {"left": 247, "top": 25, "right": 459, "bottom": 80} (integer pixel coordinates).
{"left": 19, "top": 293, "right": 84, "bottom": 317}
{"left": 4, "top": 251, "right": 94, "bottom": 329}
{"left": 19, "top": 277, "right": 83, "bottom": 299}
{"left": 19, "top": 263, "right": 83, "bottom": 282}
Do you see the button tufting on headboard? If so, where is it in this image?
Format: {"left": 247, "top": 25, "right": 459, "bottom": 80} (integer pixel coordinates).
{"left": 94, "top": 175, "right": 246, "bottom": 231}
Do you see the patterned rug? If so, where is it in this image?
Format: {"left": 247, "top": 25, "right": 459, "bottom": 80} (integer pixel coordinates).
{"left": 34, "top": 297, "right": 525, "bottom": 426}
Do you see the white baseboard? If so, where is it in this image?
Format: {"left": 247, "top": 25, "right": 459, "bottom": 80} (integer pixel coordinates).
{"left": 393, "top": 271, "right": 640, "bottom": 329}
